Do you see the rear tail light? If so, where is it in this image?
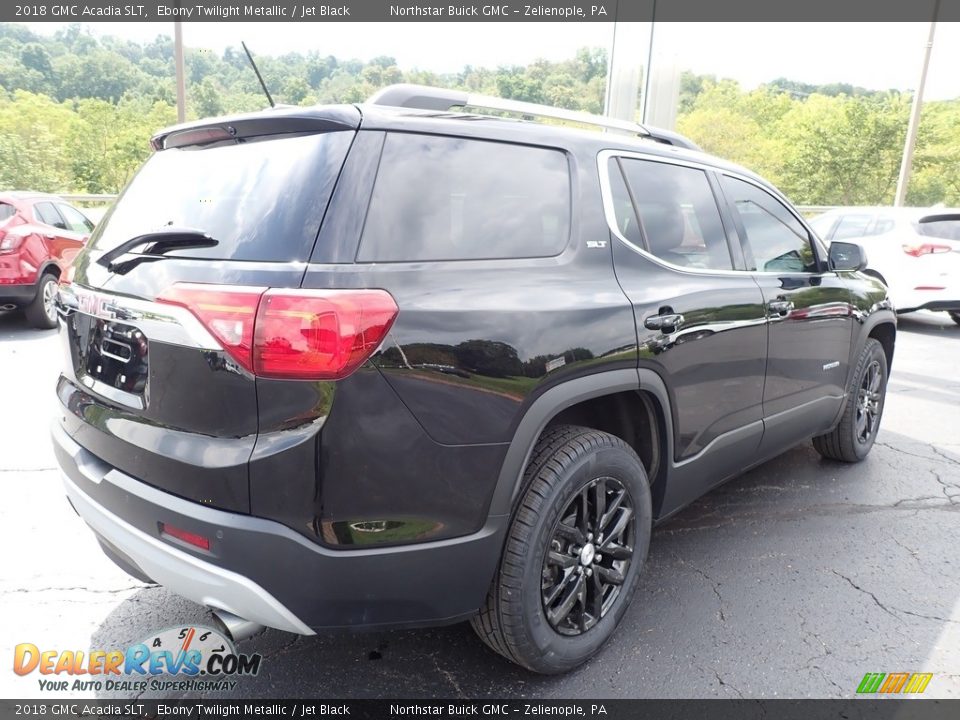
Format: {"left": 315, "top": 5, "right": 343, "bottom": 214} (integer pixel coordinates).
{"left": 0, "top": 230, "right": 25, "bottom": 252}
{"left": 902, "top": 242, "right": 952, "bottom": 257}
{"left": 157, "top": 283, "right": 398, "bottom": 380}
{"left": 157, "top": 284, "right": 263, "bottom": 373}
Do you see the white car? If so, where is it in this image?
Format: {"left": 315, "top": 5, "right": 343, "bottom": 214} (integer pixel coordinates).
{"left": 810, "top": 207, "right": 960, "bottom": 325}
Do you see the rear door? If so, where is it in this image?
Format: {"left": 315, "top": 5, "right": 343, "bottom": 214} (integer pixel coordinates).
{"left": 716, "top": 174, "right": 854, "bottom": 453}
{"left": 604, "top": 154, "right": 768, "bottom": 511}
{"left": 57, "top": 114, "right": 357, "bottom": 512}
{"left": 33, "top": 201, "right": 81, "bottom": 269}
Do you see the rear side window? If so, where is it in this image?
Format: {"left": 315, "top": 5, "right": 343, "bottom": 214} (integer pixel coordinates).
{"left": 35, "top": 202, "right": 68, "bottom": 230}
{"left": 357, "top": 134, "right": 570, "bottom": 262}
{"left": 832, "top": 214, "right": 872, "bottom": 240}
{"left": 89, "top": 131, "right": 354, "bottom": 262}
{"left": 871, "top": 216, "right": 895, "bottom": 235}
{"left": 0, "top": 203, "right": 14, "bottom": 221}
{"left": 808, "top": 214, "right": 835, "bottom": 240}
{"left": 616, "top": 158, "right": 732, "bottom": 271}
{"left": 57, "top": 203, "right": 94, "bottom": 233}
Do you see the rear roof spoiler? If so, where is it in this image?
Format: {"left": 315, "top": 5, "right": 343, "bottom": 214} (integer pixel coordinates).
{"left": 367, "top": 84, "right": 701, "bottom": 151}
{"left": 150, "top": 106, "right": 360, "bottom": 150}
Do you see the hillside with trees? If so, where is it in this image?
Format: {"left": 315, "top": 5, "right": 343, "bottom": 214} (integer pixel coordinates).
{"left": 1, "top": 23, "right": 958, "bottom": 206}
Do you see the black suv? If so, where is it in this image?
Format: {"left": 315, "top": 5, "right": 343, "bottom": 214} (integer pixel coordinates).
{"left": 53, "top": 85, "right": 895, "bottom": 674}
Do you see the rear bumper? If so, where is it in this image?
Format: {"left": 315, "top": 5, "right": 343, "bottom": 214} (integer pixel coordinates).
{"left": 894, "top": 283, "right": 960, "bottom": 313}
{"left": 52, "top": 422, "right": 505, "bottom": 633}
{"left": 897, "top": 299, "right": 960, "bottom": 313}
{"left": 0, "top": 281, "right": 38, "bottom": 305}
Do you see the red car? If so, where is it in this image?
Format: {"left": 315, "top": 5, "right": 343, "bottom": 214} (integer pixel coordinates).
{"left": 0, "top": 192, "right": 94, "bottom": 328}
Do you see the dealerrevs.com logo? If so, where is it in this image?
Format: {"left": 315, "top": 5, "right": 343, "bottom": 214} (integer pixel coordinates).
{"left": 14, "top": 626, "right": 262, "bottom": 694}
{"left": 856, "top": 672, "right": 934, "bottom": 694}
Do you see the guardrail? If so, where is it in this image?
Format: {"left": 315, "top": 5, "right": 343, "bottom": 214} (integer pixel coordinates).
{"left": 61, "top": 194, "right": 118, "bottom": 204}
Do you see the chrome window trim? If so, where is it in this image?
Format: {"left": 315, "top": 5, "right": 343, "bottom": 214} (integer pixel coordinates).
{"left": 57, "top": 284, "right": 223, "bottom": 351}
{"left": 596, "top": 148, "right": 826, "bottom": 277}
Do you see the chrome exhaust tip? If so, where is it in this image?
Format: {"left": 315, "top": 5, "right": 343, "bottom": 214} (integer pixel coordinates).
{"left": 0, "top": 303, "right": 17, "bottom": 311}
{"left": 210, "top": 609, "right": 265, "bottom": 643}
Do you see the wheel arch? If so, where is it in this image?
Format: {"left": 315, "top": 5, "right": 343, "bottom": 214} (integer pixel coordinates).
{"left": 488, "top": 368, "right": 677, "bottom": 521}
{"left": 37, "top": 260, "right": 62, "bottom": 280}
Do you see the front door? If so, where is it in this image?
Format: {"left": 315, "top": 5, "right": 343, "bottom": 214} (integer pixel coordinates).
{"left": 718, "top": 174, "right": 854, "bottom": 453}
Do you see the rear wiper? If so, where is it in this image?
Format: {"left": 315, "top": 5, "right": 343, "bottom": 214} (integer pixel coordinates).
{"left": 97, "top": 228, "right": 219, "bottom": 271}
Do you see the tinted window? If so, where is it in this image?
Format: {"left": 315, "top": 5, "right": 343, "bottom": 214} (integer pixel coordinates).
{"left": 607, "top": 159, "right": 642, "bottom": 246}
{"left": 871, "top": 216, "right": 895, "bottom": 235}
{"left": 617, "top": 159, "right": 732, "bottom": 270}
{"left": 357, "top": 134, "right": 570, "bottom": 262}
{"left": 833, "top": 214, "right": 872, "bottom": 240}
{"left": 35, "top": 202, "right": 68, "bottom": 230}
{"left": 57, "top": 203, "right": 94, "bottom": 233}
{"left": 89, "top": 131, "right": 354, "bottom": 262}
{"left": 916, "top": 217, "right": 960, "bottom": 241}
{"left": 721, "top": 176, "right": 816, "bottom": 273}
{"left": 0, "top": 203, "right": 14, "bottom": 221}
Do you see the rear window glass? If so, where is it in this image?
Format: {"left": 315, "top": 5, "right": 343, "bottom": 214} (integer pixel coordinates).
{"left": 916, "top": 217, "right": 960, "bottom": 241}
{"left": 357, "top": 133, "right": 570, "bottom": 262}
{"left": 88, "top": 131, "right": 354, "bottom": 262}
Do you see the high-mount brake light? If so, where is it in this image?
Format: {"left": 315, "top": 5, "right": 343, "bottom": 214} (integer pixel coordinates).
{"left": 157, "top": 284, "right": 398, "bottom": 380}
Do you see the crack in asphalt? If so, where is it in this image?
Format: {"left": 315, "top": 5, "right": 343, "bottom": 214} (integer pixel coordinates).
{"left": 891, "top": 536, "right": 922, "bottom": 564}
{"left": 831, "top": 571, "right": 959, "bottom": 627}
{"left": 876, "top": 441, "right": 960, "bottom": 468}
{"left": 0, "top": 467, "right": 58, "bottom": 472}
{"left": 695, "top": 664, "right": 743, "bottom": 699}
{"left": 432, "top": 653, "right": 467, "bottom": 699}
{"left": 658, "top": 500, "right": 958, "bottom": 535}
{"left": 931, "top": 446, "right": 960, "bottom": 466}
{"left": 831, "top": 570, "right": 902, "bottom": 621}
{"left": 931, "top": 470, "right": 960, "bottom": 505}
{"left": 0, "top": 585, "right": 151, "bottom": 595}
{"left": 685, "top": 563, "right": 726, "bottom": 623}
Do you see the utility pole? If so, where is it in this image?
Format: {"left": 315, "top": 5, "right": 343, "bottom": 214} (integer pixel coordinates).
{"left": 174, "top": 20, "right": 186, "bottom": 123}
{"left": 894, "top": 0, "right": 940, "bottom": 206}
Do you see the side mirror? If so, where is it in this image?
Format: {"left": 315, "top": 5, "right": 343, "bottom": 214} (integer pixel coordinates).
{"left": 828, "top": 241, "right": 867, "bottom": 272}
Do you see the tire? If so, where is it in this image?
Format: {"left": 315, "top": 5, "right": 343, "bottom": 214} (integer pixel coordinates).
{"left": 813, "top": 338, "right": 888, "bottom": 462}
{"left": 949, "top": 311, "right": 960, "bottom": 327}
{"left": 471, "top": 424, "right": 652, "bottom": 674}
{"left": 25, "top": 273, "right": 59, "bottom": 330}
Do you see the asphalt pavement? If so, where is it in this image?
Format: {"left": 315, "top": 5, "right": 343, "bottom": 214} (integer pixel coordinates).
{"left": 1, "top": 309, "right": 958, "bottom": 699}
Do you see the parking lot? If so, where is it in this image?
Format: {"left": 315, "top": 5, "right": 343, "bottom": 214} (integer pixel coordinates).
{"left": 1, "top": 309, "right": 958, "bottom": 699}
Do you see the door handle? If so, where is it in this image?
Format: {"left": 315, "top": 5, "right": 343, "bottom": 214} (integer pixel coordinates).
{"left": 644, "top": 313, "right": 684, "bottom": 332}
{"left": 768, "top": 299, "right": 794, "bottom": 315}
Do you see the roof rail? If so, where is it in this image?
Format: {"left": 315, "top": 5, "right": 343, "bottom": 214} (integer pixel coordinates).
{"left": 367, "top": 84, "right": 700, "bottom": 151}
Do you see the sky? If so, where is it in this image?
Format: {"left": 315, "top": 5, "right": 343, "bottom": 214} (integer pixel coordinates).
{"left": 19, "top": 21, "right": 960, "bottom": 100}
